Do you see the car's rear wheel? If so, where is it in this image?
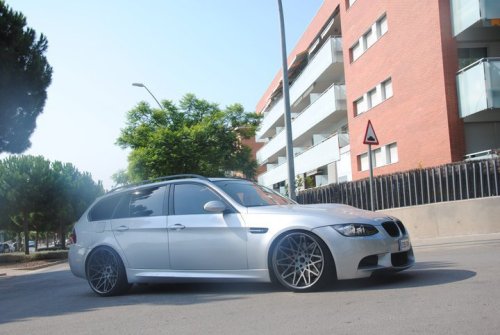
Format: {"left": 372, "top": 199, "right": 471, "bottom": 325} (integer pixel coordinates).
{"left": 271, "top": 231, "right": 334, "bottom": 292}
{"left": 86, "top": 247, "right": 129, "bottom": 297}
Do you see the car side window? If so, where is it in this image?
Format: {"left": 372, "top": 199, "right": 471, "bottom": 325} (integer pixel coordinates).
{"left": 173, "top": 183, "right": 223, "bottom": 215}
{"left": 114, "top": 186, "right": 166, "bottom": 219}
{"left": 89, "top": 195, "right": 122, "bottom": 221}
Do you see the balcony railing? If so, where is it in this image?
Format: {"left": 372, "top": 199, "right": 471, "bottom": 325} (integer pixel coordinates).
{"left": 256, "top": 37, "right": 343, "bottom": 140}
{"left": 457, "top": 57, "right": 500, "bottom": 119}
{"left": 258, "top": 134, "right": 340, "bottom": 187}
{"left": 256, "top": 85, "right": 346, "bottom": 164}
{"left": 451, "top": 0, "right": 500, "bottom": 36}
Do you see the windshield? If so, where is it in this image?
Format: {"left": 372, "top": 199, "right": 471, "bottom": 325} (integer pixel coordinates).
{"left": 213, "top": 180, "right": 295, "bottom": 207}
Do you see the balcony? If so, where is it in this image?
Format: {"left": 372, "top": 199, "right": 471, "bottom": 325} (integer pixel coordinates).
{"left": 256, "top": 85, "right": 346, "bottom": 164}
{"left": 457, "top": 58, "right": 500, "bottom": 120}
{"left": 258, "top": 135, "right": 340, "bottom": 187}
{"left": 256, "top": 37, "right": 343, "bottom": 140}
{"left": 451, "top": 0, "right": 500, "bottom": 39}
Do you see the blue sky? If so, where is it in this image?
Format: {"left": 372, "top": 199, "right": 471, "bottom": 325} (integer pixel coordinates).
{"left": 4, "top": 0, "right": 324, "bottom": 189}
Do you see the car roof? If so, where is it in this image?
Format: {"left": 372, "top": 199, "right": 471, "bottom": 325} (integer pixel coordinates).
{"left": 106, "top": 174, "right": 250, "bottom": 196}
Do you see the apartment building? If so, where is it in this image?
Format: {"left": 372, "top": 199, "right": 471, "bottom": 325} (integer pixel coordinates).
{"left": 254, "top": 0, "right": 500, "bottom": 193}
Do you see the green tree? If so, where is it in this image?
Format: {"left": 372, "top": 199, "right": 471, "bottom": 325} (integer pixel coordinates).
{"left": 0, "top": 155, "right": 104, "bottom": 253}
{"left": 116, "top": 94, "right": 262, "bottom": 182}
{"left": 0, "top": 1, "right": 53, "bottom": 154}
{"left": 0, "top": 155, "right": 53, "bottom": 254}
{"left": 49, "top": 161, "right": 104, "bottom": 248}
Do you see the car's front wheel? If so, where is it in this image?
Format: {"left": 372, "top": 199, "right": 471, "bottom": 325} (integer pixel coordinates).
{"left": 271, "top": 231, "right": 334, "bottom": 292}
{"left": 86, "top": 247, "right": 129, "bottom": 297}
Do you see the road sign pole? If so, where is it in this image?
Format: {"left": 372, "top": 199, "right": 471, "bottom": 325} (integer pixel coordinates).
{"left": 368, "top": 143, "right": 374, "bottom": 211}
{"left": 363, "top": 120, "right": 378, "bottom": 211}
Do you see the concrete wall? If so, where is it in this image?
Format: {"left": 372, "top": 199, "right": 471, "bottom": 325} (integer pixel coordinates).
{"left": 379, "top": 196, "right": 500, "bottom": 240}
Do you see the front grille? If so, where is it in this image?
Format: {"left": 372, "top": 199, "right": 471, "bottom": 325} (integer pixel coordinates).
{"left": 382, "top": 221, "right": 400, "bottom": 237}
{"left": 391, "top": 251, "right": 409, "bottom": 267}
{"left": 395, "top": 220, "right": 406, "bottom": 235}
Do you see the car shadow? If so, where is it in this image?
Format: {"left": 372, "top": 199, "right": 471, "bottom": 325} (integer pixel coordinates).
{"left": 0, "top": 261, "right": 476, "bottom": 324}
{"left": 326, "top": 261, "right": 476, "bottom": 292}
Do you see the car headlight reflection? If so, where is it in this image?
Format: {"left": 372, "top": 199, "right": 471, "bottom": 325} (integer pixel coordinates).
{"left": 332, "top": 224, "right": 379, "bottom": 237}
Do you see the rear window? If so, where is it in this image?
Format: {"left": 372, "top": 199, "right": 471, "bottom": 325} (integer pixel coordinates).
{"left": 113, "top": 186, "right": 166, "bottom": 218}
{"left": 88, "top": 195, "right": 122, "bottom": 221}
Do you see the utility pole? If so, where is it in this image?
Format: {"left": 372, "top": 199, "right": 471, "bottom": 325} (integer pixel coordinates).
{"left": 277, "top": 0, "right": 296, "bottom": 200}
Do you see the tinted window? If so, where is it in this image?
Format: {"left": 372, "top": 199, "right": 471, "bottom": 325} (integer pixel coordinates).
{"left": 114, "top": 186, "right": 166, "bottom": 219}
{"left": 213, "top": 180, "right": 294, "bottom": 207}
{"left": 173, "top": 184, "right": 223, "bottom": 215}
{"left": 89, "top": 195, "right": 122, "bottom": 221}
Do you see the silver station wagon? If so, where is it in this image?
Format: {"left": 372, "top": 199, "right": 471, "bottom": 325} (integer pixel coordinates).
{"left": 69, "top": 175, "right": 414, "bottom": 296}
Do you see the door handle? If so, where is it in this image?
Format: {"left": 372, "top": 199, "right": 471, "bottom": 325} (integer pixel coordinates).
{"left": 168, "top": 224, "right": 186, "bottom": 230}
{"left": 115, "top": 225, "right": 129, "bottom": 232}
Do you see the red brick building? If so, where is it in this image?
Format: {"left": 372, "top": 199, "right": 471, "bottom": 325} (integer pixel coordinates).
{"left": 255, "top": 0, "right": 500, "bottom": 191}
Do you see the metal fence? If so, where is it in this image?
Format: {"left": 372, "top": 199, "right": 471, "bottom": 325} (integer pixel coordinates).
{"left": 297, "top": 158, "right": 500, "bottom": 210}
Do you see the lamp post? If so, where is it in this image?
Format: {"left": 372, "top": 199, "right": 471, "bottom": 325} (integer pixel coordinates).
{"left": 277, "top": 0, "right": 296, "bottom": 200}
{"left": 132, "top": 82, "right": 164, "bottom": 110}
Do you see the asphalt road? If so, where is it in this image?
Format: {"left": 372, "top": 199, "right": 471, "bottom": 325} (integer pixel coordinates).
{"left": 1, "top": 236, "right": 499, "bottom": 335}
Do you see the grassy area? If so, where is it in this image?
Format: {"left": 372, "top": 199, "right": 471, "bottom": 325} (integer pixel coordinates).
{"left": 0, "top": 250, "right": 68, "bottom": 264}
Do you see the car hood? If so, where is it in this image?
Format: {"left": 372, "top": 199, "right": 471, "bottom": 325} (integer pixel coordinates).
{"left": 244, "top": 203, "right": 395, "bottom": 226}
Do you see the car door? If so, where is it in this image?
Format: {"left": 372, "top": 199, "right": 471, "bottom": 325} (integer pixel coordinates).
{"left": 167, "top": 182, "right": 247, "bottom": 270}
{"left": 110, "top": 185, "right": 169, "bottom": 269}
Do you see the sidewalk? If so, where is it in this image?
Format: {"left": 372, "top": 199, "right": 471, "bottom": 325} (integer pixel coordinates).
{"left": 0, "top": 259, "right": 68, "bottom": 277}
{"left": 411, "top": 232, "right": 500, "bottom": 248}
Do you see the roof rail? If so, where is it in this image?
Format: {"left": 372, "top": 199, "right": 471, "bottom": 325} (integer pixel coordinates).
{"left": 108, "top": 174, "right": 209, "bottom": 193}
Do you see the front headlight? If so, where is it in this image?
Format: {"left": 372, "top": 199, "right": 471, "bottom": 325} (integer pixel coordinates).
{"left": 332, "top": 224, "right": 379, "bottom": 237}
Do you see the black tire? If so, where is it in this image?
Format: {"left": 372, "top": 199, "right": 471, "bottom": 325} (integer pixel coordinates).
{"left": 270, "top": 231, "right": 335, "bottom": 292}
{"left": 85, "top": 246, "right": 130, "bottom": 297}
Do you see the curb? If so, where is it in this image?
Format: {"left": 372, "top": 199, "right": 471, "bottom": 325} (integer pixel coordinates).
{"left": 13, "top": 259, "right": 68, "bottom": 271}
{"left": 0, "top": 259, "right": 68, "bottom": 277}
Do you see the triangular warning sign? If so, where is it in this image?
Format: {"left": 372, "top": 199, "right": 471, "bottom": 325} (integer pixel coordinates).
{"left": 363, "top": 120, "right": 379, "bottom": 145}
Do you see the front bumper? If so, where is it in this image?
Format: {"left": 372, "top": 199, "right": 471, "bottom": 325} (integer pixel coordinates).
{"left": 312, "top": 225, "right": 415, "bottom": 280}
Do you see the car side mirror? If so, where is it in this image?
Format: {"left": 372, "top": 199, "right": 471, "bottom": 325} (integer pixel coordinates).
{"left": 204, "top": 200, "right": 227, "bottom": 213}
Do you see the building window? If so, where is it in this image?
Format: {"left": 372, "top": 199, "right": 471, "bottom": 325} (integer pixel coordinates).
{"left": 347, "top": 0, "right": 357, "bottom": 8}
{"left": 350, "top": 13, "right": 388, "bottom": 62}
{"left": 381, "top": 78, "right": 393, "bottom": 100}
{"left": 386, "top": 143, "right": 398, "bottom": 164}
{"left": 377, "top": 14, "right": 388, "bottom": 37}
{"left": 359, "top": 152, "right": 369, "bottom": 171}
{"left": 373, "top": 148, "right": 383, "bottom": 167}
{"left": 354, "top": 97, "right": 365, "bottom": 116}
{"left": 358, "top": 142, "right": 398, "bottom": 171}
{"left": 367, "top": 88, "right": 378, "bottom": 109}
{"left": 363, "top": 29, "right": 375, "bottom": 50}
{"left": 354, "top": 77, "right": 393, "bottom": 115}
{"left": 351, "top": 41, "right": 362, "bottom": 61}
{"left": 458, "top": 48, "right": 487, "bottom": 69}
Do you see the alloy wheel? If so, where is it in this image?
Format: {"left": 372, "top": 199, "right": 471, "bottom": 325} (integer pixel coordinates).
{"left": 272, "top": 232, "right": 326, "bottom": 290}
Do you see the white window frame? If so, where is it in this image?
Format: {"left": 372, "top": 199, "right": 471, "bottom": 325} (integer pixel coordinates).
{"left": 354, "top": 96, "right": 365, "bottom": 116}
{"left": 377, "top": 14, "right": 388, "bottom": 37}
{"left": 350, "top": 12, "right": 388, "bottom": 62}
{"left": 386, "top": 142, "right": 398, "bottom": 164}
{"left": 367, "top": 88, "right": 377, "bottom": 109}
{"left": 351, "top": 41, "right": 362, "bottom": 61}
{"left": 359, "top": 152, "right": 369, "bottom": 171}
{"left": 382, "top": 78, "right": 393, "bottom": 100}
{"left": 358, "top": 142, "right": 398, "bottom": 171}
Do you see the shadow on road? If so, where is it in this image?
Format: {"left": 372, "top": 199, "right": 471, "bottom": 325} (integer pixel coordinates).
{"left": 329, "top": 261, "right": 476, "bottom": 292}
{"left": 0, "top": 261, "right": 476, "bottom": 325}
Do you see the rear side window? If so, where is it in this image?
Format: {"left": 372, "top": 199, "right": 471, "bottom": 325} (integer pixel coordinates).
{"left": 89, "top": 196, "right": 122, "bottom": 221}
{"left": 114, "top": 186, "right": 166, "bottom": 219}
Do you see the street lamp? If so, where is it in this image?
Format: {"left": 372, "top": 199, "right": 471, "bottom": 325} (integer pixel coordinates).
{"left": 132, "top": 82, "right": 164, "bottom": 110}
{"left": 277, "top": 0, "right": 296, "bottom": 200}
